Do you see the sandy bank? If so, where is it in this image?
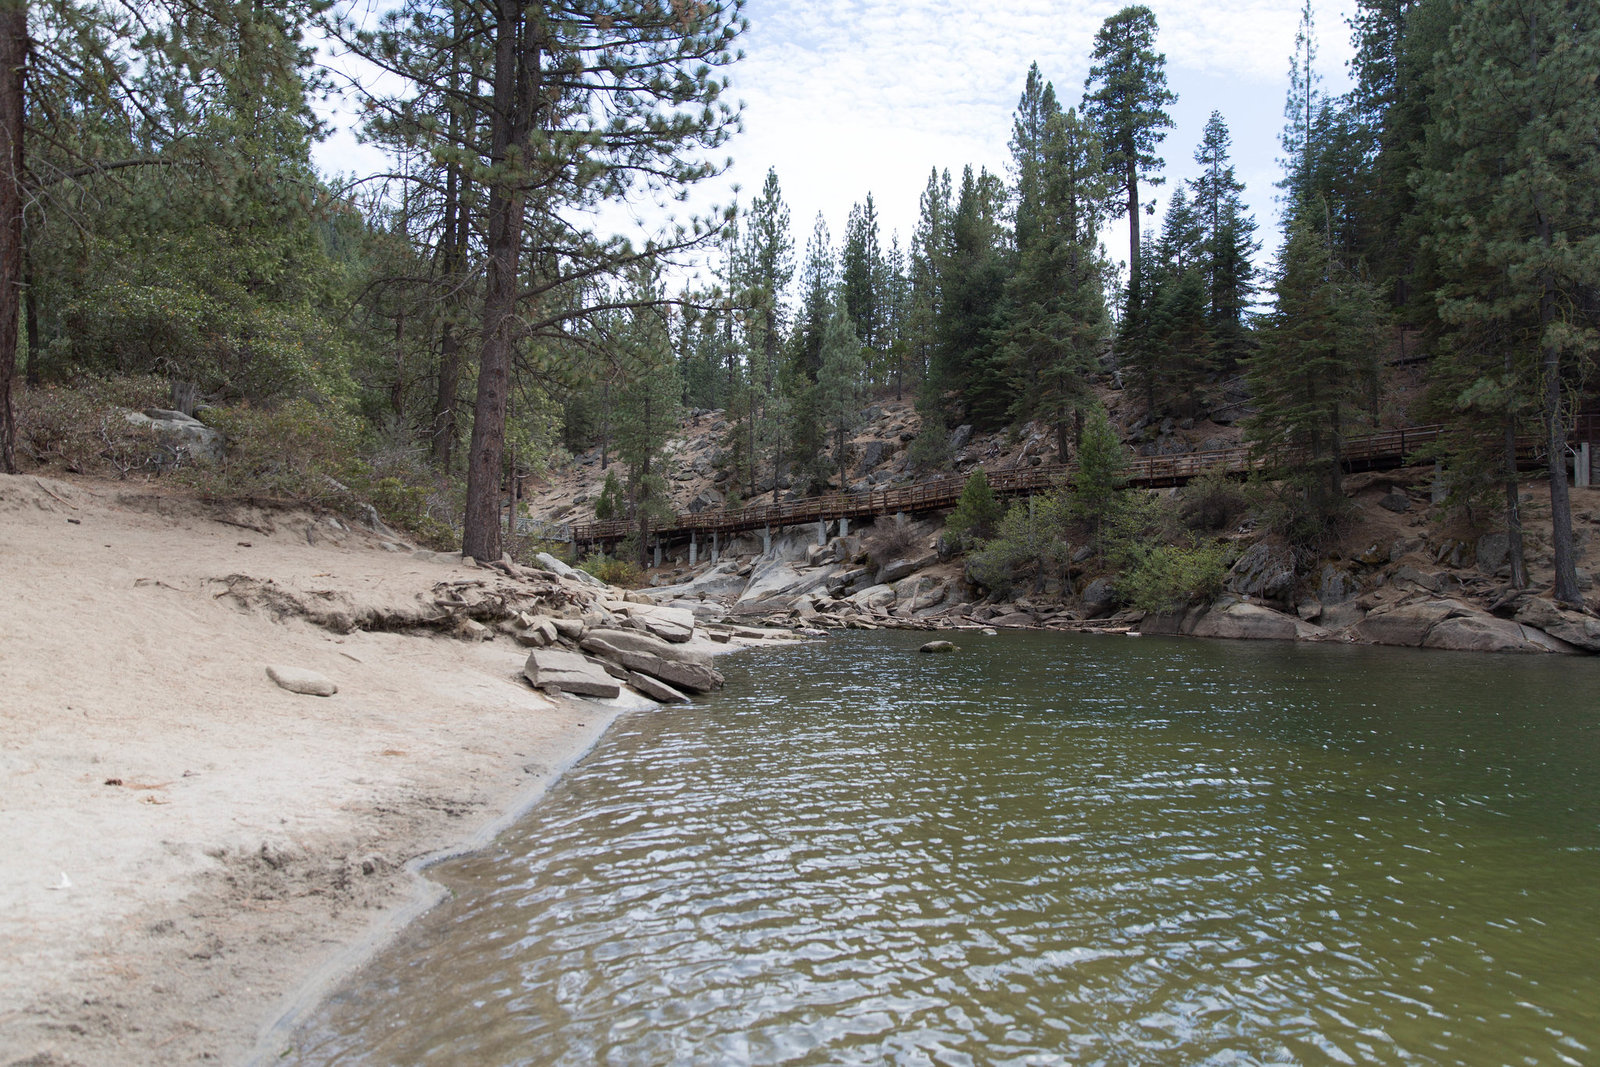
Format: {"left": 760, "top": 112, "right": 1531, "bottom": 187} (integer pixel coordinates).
{"left": 0, "top": 474, "right": 662, "bottom": 1065}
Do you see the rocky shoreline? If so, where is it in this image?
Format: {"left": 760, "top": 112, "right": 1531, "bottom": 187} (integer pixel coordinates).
{"left": 624, "top": 515, "right": 1600, "bottom": 656}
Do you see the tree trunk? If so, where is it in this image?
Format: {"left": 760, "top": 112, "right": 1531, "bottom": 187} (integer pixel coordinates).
{"left": 462, "top": 0, "right": 541, "bottom": 562}
{"left": 0, "top": 3, "right": 25, "bottom": 474}
{"left": 1503, "top": 416, "right": 1528, "bottom": 590}
{"left": 23, "top": 241, "right": 38, "bottom": 386}
{"left": 1125, "top": 159, "right": 1141, "bottom": 318}
{"left": 1542, "top": 285, "right": 1580, "bottom": 603}
{"left": 430, "top": 9, "right": 469, "bottom": 469}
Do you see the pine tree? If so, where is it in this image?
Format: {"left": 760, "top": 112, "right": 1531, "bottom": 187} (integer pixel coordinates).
{"left": 613, "top": 269, "right": 683, "bottom": 568}
{"left": 1246, "top": 218, "right": 1386, "bottom": 533}
{"left": 1418, "top": 0, "right": 1600, "bottom": 604}
{"left": 814, "top": 298, "right": 864, "bottom": 491}
{"left": 840, "top": 193, "right": 884, "bottom": 356}
{"left": 1082, "top": 5, "right": 1176, "bottom": 323}
{"left": 796, "top": 213, "right": 835, "bottom": 382}
{"left": 1010, "top": 62, "right": 1060, "bottom": 255}
{"left": 1188, "top": 112, "right": 1258, "bottom": 369}
{"left": 452, "top": 1, "right": 745, "bottom": 561}
{"left": 933, "top": 165, "right": 1012, "bottom": 430}
{"left": 1001, "top": 104, "right": 1112, "bottom": 458}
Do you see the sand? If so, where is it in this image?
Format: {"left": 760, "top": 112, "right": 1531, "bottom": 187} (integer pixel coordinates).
{"left": 0, "top": 473, "right": 653, "bottom": 1065}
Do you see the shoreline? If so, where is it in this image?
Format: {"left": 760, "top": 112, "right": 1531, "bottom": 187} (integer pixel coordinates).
{"left": 0, "top": 473, "right": 749, "bottom": 1066}
{"left": 243, "top": 698, "right": 629, "bottom": 1065}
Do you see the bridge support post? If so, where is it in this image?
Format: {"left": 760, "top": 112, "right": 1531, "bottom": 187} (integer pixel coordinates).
{"left": 817, "top": 519, "right": 827, "bottom": 546}
{"left": 711, "top": 531, "right": 719, "bottom": 563}
{"left": 1431, "top": 461, "right": 1447, "bottom": 504}
{"left": 1577, "top": 443, "right": 1591, "bottom": 489}
{"left": 690, "top": 533, "right": 698, "bottom": 565}
{"left": 761, "top": 525, "right": 771, "bottom": 557}
{"left": 839, "top": 517, "right": 848, "bottom": 537}
{"left": 654, "top": 539, "right": 663, "bottom": 568}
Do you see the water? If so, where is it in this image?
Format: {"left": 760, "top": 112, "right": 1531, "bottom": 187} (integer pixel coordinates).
{"left": 287, "top": 631, "right": 1600, "bottom": 1065}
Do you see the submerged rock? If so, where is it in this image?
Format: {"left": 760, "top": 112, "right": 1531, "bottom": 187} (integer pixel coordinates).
{"left": 919, "top": 640, "right": 956, "bottom": 653}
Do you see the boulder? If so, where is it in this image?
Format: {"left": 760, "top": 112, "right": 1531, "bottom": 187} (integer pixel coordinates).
{"left": 919, "top": 640, "right": 957, "bottom": 653}
{"left": 266, "top": 665, "right": 337, "bottom": 697}
{"left": 522, "top": 649, "right": 622, "bottom": 698}
{"left": 625, "top": 604, "right": 697, "bottom": 643}
{"left": 582, "top": 628, "right": 710, "bottom": 665}
{"left": 125, "top": 409, "right": 225, "bottom": 464}
{"left": 1080, "top": 577, "right": 1118, "bottom": 619}
{"left": 848, "top": 583, "right": 897, "bottom": 611}
{"left": 1391, "top": 564, "right": 1445, "bottom": 593}
{"left": 948, "top": 424, "right": 974, "bottom": 451}
{"left": 1353, "top": 599, "right": 1460, "bottom": 646}
{"left": 1514, "top": 598, "right": 1600, "bottom": 652}
{"left": 1317, "top": 564, "right": 1357, "bottom": 605}
{"left": 1423, "top": 614, "right": 1564, "bottom": 654}
{"left": 1226, "top": 543, "right": 1297, "bottom": 604}
{"left": 577, "top": 636, "right": 724, "bottom": 693}
{"left": 1189, "top": 600, "right": 1324, "bottom": 642}
{"left": 989, "top": 611, "right": 1036, "bottom": 628}
{"left": 534, "top": 552, "right": 606, "bottom": 588}
{"left": 876, "top": 551, "right": 936, "bottom": 585}
{"left": 627, "top": 671, "right": 690, "bottom": 704}
{"left": 1378, "top": 490, "right": 1412, "bottom": 513}
{"left": 1318, "top": 601, "right": 1367, "bottom": 631}
{"left": 1476, "top": 532, "right": 1510, "bottom": 574}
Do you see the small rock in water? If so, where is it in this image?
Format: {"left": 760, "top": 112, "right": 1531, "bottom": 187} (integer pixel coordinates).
{"left": 919, "top": 640, "right": 957, "bottom": 654}
{"left": 266, "top": 665, "right": 338, "bottom": 697}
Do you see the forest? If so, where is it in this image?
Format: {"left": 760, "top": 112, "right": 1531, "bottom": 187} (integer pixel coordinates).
{"left": 0, "top": 0, "right": 1596, "bottom": 603}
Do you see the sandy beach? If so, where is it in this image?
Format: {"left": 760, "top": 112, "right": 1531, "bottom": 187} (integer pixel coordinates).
{"left": 0, "top": 473, "right": 660, "bottom": 1065}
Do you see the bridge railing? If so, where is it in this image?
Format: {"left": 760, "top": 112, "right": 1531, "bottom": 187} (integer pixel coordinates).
{"left": 566, "top": 421, "right": 1562, "bottom": 545}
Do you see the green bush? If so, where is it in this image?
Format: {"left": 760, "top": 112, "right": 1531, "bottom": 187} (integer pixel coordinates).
{"left": 966, "top": 496, "right": 1072, "bottom": 595}
{"left": 943, "top": 468, "right": 1003, "bottom": 549}
{"left": 1179, "top": 470, "right": 1251, "bottom": 532}
{"left": 579, "top": 551, "right": 641, "bottom": 587}
{"left": 594, "top": 470, "right": 625, "bottom": 521}
{"left": 1119, "top": 538, "right": 1230, "bottom": 614}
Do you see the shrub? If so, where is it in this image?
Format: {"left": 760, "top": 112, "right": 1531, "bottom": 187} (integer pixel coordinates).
{"left": 905, "top": 425, "right": 950, "bottom": 472}
{"left": 593, "top": 470, "right": 625, "bottom": 521}
{"left": 1119, "top": 538, "right": 1230, "bottom": 614}
{"left": 579, "top": 551, "right": 641, "bottom": 587}
{"left": 16, "top": 377, "right": 171, "bottom": 476}
{"left": 966, "top": 495, "right": 1072, "bottom": 594}
{"left": 1179, "top": 470, "right": 1251, "bottom": 532}
{"left": 943, "top": 468, "right": 1003, "bottom": 549}
{"left": 866, "top": 513, "right": 920, "bottom": 567}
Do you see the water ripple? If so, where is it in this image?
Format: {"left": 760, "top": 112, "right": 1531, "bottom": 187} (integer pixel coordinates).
{"left": 290, "top": 631, "right": 1600, "bottom": 1066}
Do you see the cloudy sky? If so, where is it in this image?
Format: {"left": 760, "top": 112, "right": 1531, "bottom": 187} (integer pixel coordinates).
{"left": 315, "top": 0, "right": 1360, "bottom": 293}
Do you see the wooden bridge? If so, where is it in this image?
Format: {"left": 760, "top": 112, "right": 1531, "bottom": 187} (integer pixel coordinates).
{"left": 563, "top": 421, "right": 1592, "bottom": 553}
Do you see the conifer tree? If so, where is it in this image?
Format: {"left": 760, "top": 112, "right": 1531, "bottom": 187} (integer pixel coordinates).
{"left": 1001, "top": 104, "right": 1112, "bottom": 458}
{"left": 1246, "top": 218, "right": 1385, "bottom": 531}
{"left": 1188, "top": 112, "right": 1257, "bottom": 368}
{"left": 613, "top": 269, "right": 683, "bottom": 568}
{"left": 815, "top": 299, "right": 864, "bottom": 491}
{"left": 1418, "top": 0, "right": 1600, "bottom": 604}
{"left": 840, "top": 193, "right": 885, "bottom": 356}
{"left": 1082, "top": 5, "right": 1176, "bottom": 323}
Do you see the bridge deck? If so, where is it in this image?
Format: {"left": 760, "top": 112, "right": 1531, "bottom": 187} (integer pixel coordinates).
{"left": 565, "top": 422, "right": 1568, "bottom": 547}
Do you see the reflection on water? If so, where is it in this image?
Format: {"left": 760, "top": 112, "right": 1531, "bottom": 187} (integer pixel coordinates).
{"left": 288, "top": 631, "right": 1600, "bottom": 1065}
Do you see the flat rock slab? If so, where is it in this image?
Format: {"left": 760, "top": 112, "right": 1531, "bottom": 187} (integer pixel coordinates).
{"left": 266, "top": 666, "right": 337, "bottom": 697}
{"left": 522, "top": 648, "right": 621, "bottom": 699}
{"left": 627, "top": 671, "right": 689, "bottom": 704}
{"left": 584, "top": 628, "right": 709, "bottom": 665}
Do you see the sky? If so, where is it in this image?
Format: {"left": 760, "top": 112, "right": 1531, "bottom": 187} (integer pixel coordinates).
{"left": 313, "top": 0, "right": 1361, "bottom": 298}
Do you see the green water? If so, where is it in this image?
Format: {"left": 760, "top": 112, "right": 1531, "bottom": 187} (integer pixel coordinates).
{"left": 286, "top": 631, "right": 1600, "bottom": 1065}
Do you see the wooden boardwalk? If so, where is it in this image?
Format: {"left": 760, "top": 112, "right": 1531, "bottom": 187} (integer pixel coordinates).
{"left": 566, "top": 422, "right": 1557, "bottom": 549}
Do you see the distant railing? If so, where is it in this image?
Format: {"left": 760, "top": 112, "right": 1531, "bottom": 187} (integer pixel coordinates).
{"left": 564, "top": 420, "right": 1576, "bottom": 547}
